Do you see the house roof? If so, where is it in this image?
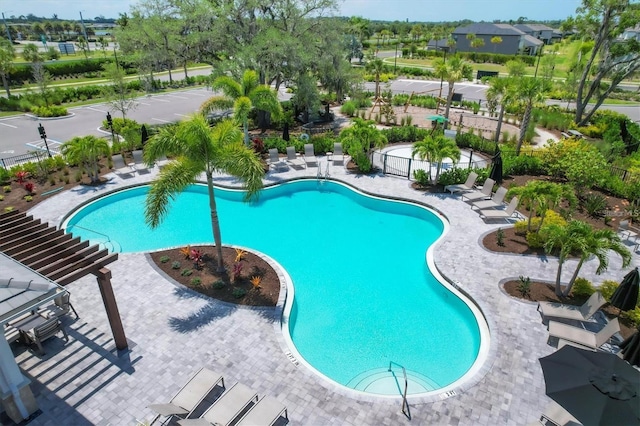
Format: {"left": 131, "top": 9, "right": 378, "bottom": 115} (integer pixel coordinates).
{"left": 453, "top": 23, "right": 525, "bottom": 36}
{"left": 523, "top": 34, "right": 545, "bottom": 47}
{"left": 514, "top": 23, "right": 554, "bottom": 33}
{"left": 426, "top": 38, "right": 450, "bottom": 48}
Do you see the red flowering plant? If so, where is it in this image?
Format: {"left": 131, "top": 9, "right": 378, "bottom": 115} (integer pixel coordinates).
{"left": 190, "top": 249, "right": 204, "bottom": 270}
{"left": 24, "top": 182, "right": 36, "bottom": 195}
{"left": 252, "top": 137, "right": 264, "bottom": 154}
{"left": 230, "top": 262, "right": 243, "bottom": 283}
{"left": 14, "top": 171, "right": 29, "bottom": 184}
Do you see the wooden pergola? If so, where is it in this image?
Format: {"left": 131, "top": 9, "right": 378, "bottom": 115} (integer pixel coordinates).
{"left": 0, "top": 209, "right": 127, "bottom": 350}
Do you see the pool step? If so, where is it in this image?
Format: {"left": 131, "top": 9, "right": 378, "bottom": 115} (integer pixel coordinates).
{"left": 346, "top": 367, "right": 440, "bottom": 395}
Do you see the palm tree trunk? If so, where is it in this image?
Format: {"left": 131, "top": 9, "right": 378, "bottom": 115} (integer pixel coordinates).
{"left": 494, "top": 104, "right": 505, "bottom": 143}
{"left": 555, "top": 260, "right": 564, "bottom": 297}
{"left": 1, "top": 74, "right": 10, "bottom": 97}
{"left": 206, "top": 172, "right": 226, "bottom": 272}
{"left": 516, "top": 103, "right": 532, "bottom": 156}
{"left": 563, "top": 258, "right": 585, "bottom": 297}
{"left": 243, "top": 121, "right": 250, "bottom": 146}
{"left": 526, "top": 206, "right": 536, "bottom": 232}
{"left": 536, "top": 209, "right": 548, "bottom": 233}
{"left": 444, "top": 83, "right": 454, "bottom": 121}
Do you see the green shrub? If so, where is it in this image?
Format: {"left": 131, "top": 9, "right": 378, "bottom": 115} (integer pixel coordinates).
{"left": 340, "top": 100, "right": 357, "bottom": 117}
{"left": 352, "top": 151, "right": 372, "bottom": 173}
{"left": 232, "top": 287, "right": 247, "bottom": 299}
{"left": 437, "top": 168, "right": 473, "bottom": 187}
{"left": 503, "top": 154, "right": 545, "bottom": 176}
{"left": 598, "top": 280, "right": 619, "bottom": 301}
{"left": 160, "top": 255, "right": 170, "bottom": 263}
{"left": 3, "top": 185, "right": 10, "bottom": 193}
{"left": 212, "top": 280, "right": 225, "bottom": 289}
{"left": 413, "top": 169, "right": 430, "bottom": 186}
{"left": 181, "top": 269, "right": 193, "bottom": 276}
{"left": 31, "top": 105, "right": 68, "bottom": 117}
{"left": 581, "top": 193, "right": 607, "bottom": 217}
{"left": 572, "top": 277, "right": 595, "bottom": 297}
{"left": 525, "top": 231, "right": 545, "bottom": 248}
{"left": 382, "top": 126, "right": 429, "bottom": 144}
{"left": 497, "top": 228, "right": 505, "bottom": 247}
{"left": 190, "top": 277, "right": 202, "bottom": 286}
{"left": 171, "top": 261, "right": 181, "bottom": 270}
{"left": 621, "top": 307, "right": 640, "bottom": 326}
{"left": 517, "top": 275, "right": 531, "bottom": 298}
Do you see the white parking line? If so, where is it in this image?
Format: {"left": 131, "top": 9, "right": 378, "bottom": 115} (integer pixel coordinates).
{"left": 137, "top": 102, "right": 151, "bottom": 106}
{"left": 165, "top": 94, "right": 189, "bottom": 100}
{"left": 86, "top": 107, "right": 108, "bottom": 113}
{"left": 475, "top": 87, "right": 486, "bottom": 93}
{"left": 174, "top": 113, "right": 189, "bottom": 118}
{"left": 183, "top": 91, "right": 207, "bottom": 97}
{"left": 152, "top": 118, "right": 171, "bottom": 123}
{"left": 154, "top": 99, "right": 171, "bottom": 103}
{"left": 0, "top": 122, "right": 17, "bottom": 128}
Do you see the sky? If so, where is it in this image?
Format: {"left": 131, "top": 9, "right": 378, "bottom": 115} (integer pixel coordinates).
{"left": 0, "top": 0, "right": 581, "bottom": 22}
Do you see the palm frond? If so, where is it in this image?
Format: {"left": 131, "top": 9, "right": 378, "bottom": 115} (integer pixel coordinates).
{"left": 199, "top": 96, "right": 234, "bottom": 116}
{"left": 211, "top": 76, "right": 242, "bottom": 99}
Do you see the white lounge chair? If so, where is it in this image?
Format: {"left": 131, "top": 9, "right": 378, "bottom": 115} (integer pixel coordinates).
{"left": 132, "top": 150, "right": 151, "bottom": 174}
{"left": 268, "top": 148, "right": 288, "bottom": 171}
{"left": 39, "top": 290, "right": 79, "bottom": 319}
{"left": 472, "top": 187, "right": 508, "bottom": 210}
{"left": 236, "top": 395, "right": 288, "bottom": 426}
{"left": 332, "top": 142, "right": 345, "bottom": 164}
{"left": 479, "top": 197, "right": 520, "bottom": 221}
{"left": 178, "top": 382, "right": 258, "bottom": 426}
{"left": 445, "top": 171, "right": 478, "bottom": 195}
{"left": 304, "top": 143, "right": 318, "bottom": 167}
{"left": 530, "top": 400, "right": 582, "bottom": 426}
{"left": 538, "top": 291, "right": 606, "bottom": 324}
{"left": 618, "top": 220, "right": 639, "bottom": 244}
{"left": 149, "top": 368, "right": 224, "bottom": 425}
{"left": 111, "top": 154, "right": 134, "bottom": 177}
{"left": 548, "top": 317, "right": 620, "bottom": 350}
{"left": 286, "top": 146, "right": 305, "bottom": 168}
{"left": 461, "top": 178, "right": 495, "bottom": 202}
{"left": 155, "top": 154, "right": 171, "bottom": 169}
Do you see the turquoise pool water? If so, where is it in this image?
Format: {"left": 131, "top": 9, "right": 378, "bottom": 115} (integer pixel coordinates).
{"left": 62, "top": 180, "right": 484, "bottom": 396}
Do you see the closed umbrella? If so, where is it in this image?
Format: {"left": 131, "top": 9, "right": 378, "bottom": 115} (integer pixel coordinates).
{"left": 619, "top": 326, "right": 640, "bottom": 367}
{"left": 283, "top": 122, "right": 290, "bottom": 142}
{"left": 140, "top": 125, "right": 149, "bottom": 146}
{"left": 540, "top": 345, "right": 640, "bottom": 425}
{"left": 611, "top": 267, "right": 639, "bottom": 312}
{"left": 488, "top": 150, "right": 503, "bottom": 184}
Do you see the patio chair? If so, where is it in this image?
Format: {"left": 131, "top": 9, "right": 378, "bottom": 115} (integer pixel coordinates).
{"left": 531, "top": 400, "right": 581, "bottom": 426}
{"left": 332, "top": 142, "right": 345, "bottom": 164}
{"left": 461, "top": 178, "right": 495, "bottom": 203}
{"left": 23, "top": 317, "right": 68, "bottom": 355}
{"left": 548, "top": 317, "right": 620, "bottom": 350}
{"left": 471, "top": 187, "right": 508, "bottom": 210}
{"left": 132, "top": 150, "right": 150, "bottom": 174}
{"left": 268, "top": 148, "right": 288, "bottom": 172}
{"left": 618, "top": 220, "right": 639, "bottom": 243}
{"left": 538, "top": 291, "right": 606, "bottom": 324}
{"left": 155, "top": 154, "right": 171, "bottom": 169}
{"left": 148, "top": 367, "right": 225, "bottom": 425}
{"left": 286, "top": 146, "right": 305, "bottom": 168}
{"left": 177, "top": 382, "right": 258, "bottom": 426}
{"left": 444, "top": 171, "right": 478, "bottom": 195}
{"left": 236, "top": 395, "right": 288, "bottom": 426}
{"left": 39, "top": 291, "right": 79, "bottom": 319}
{"left": 303, "top": 143, "right": 318, "bottom": 168}
{"left": 111, "top": 154, "right": 134, "bottom": 177}
{"left": 479, "top": 197, "right": 519, "bottom": 222}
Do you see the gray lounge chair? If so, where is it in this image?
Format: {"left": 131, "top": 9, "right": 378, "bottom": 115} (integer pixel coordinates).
{"left": 461, "top": 178, "right": 495, "bottom": 202}
{"left": 304, "top": 143, "right": 318, "bottom": 167}
{"left": 178, "top": 382, "right": 258, "bottom": 426}
{"left": 155, "top": 154, "right": 171, "bottom": 169}
{"left": 236, "top": 395, "right": 288, "bottom": 426}
{"left": 445, "top": 171, "right": 478, "bottom": 195}
{"left": 111, "top": 154, "right": 134, "bottom": 177}
{"left": 548, "top": 317, "right": 620, "bottom": 349}
{"left": 132, "top": 150, "right": 150, "bottom": 174}
{"left": 268, "top": 148, "right": 288, "bottom": 171}
{"left": 39, "top": 290, "right": 79, "bottom": 319}
{"left": 332, "top": 142, "right": 345, "bottom": 164}
{"left": 148, "top": 367, "right": 224, "bottom": 424}
{"left": 538, "top": 291, "right": 606, "bottom": 324}
{"left": 286, "top": 146, "right": 305, "bottom": 168}
{"left": 472, "top": 187, "right": 508, "bottom": 210}
{"left": 479, "top": 197, "right": 519, "bottom": 221}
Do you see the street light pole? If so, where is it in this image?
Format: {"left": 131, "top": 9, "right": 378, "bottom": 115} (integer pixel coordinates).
{"left": 394, "top": 42, "right": 398, "bottom": 74}
{"left": 79, "top": 11, "right": 91, "bottom": 52}
{"left": 37, "top": 123, "right": 52, "bottom": 158}
{"left": 2, "top": 12, "right": 12, "bottom": 43}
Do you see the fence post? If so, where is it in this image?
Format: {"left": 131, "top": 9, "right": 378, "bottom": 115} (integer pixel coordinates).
{"left": 383, "top": 153, "right": 387, "bottom": 174}
{"left": 623, "top": 170, "right": 628, "bottom": 182}
{"left": 407, "top": 158, "right": 412, "bottom": 179}
{"left": 468, "top": 150, "right": 473, "bottom": 169}
{"left": 0, "top": 158, "right": 5, "bottom": 169}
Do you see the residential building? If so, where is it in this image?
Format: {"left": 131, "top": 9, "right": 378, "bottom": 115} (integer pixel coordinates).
{"left": 514, "top": 23, "right": 555, "bottom": 44}
{"left": 452, "top": 23, "right": 543, "bottom": 56}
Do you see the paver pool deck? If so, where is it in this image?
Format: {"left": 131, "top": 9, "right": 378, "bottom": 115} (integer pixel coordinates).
{"left": 16, "top": 151, "right": 639, "bottom": 426}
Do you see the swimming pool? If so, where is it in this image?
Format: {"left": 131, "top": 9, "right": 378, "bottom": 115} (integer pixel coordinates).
{"left": 62, "top": 180, "right": 488, "bottom": 397}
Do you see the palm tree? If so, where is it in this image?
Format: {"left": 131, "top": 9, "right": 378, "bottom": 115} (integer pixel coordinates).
{"left": 411, "top": 134, "right": 460, "bottom": 184}
{"left": 513, "top": 77, "right": 545, "bottom": 155}
{"left": 486, "top": 77, "right": 513, "bottom": 143}
{"left": 60, "top": 135, "right": 110, "bottom": 184}
{"left": 365, "top": 58, "right": 386, "bottom": 98}
{"left": 143, "top": 116, "right": 264, "bottom": 272}
{"left": 0, "top": 39, "right": 16, "bottom": 97}
{"left": 433, "top": 55, "right": 473, "bottom": 122}
{"left": 544, "top": 221, "right": 631, "bottom": 297}
{"left": 507, "top": 180, "right": 577, "bottom": 232}
{"left": 200, "top": 70, "right": 282, "bottom": 146}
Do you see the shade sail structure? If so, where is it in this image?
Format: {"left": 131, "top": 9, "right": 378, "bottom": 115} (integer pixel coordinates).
{"left": 540, "top": 345, "right": 640, "bottom": 425}
{"left": 610, "top": 267, "right": 639, "bottom": 312}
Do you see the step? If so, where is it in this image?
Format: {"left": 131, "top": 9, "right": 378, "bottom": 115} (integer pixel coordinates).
{"left": 346, "top": 367, "right": 440, "bottom": 395}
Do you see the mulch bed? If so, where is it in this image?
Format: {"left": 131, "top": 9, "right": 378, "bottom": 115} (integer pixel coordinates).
{"left": 150, "top": 245, "right": 281, "bottom": 307}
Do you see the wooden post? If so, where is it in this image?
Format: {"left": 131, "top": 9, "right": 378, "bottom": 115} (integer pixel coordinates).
{"left": 95, "top": 268, "right": 128, "bottom": 350}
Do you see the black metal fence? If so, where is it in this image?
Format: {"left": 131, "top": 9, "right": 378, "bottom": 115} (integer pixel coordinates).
{"left": 373, "top": 150, "right": 489, "bottom": 180}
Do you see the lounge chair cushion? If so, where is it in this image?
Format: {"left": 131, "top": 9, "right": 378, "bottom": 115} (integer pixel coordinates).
{"left": 538, "top": 291, "right": 605, "bottom": 323}
{"left": 548, "top": 317, "right": 620, "bottom": 349}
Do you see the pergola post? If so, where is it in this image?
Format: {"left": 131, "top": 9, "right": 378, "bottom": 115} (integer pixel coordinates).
{"left": 0, "top": 337, "right": 38, "bottom": 423}
{"left": 95, "top": 268, "right": 128, "bottom": 350}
